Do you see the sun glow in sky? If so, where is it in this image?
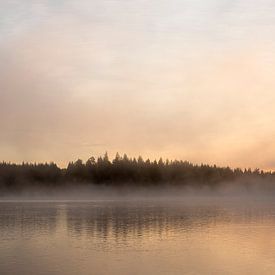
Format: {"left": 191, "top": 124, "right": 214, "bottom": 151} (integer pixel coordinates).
{"left": 1, "top": 0, "right": 275, "bottom": 169}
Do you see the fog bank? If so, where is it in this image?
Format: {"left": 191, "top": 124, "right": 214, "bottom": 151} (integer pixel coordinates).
{"left": 1, "top": 178, "right": 275, "bottom": 202}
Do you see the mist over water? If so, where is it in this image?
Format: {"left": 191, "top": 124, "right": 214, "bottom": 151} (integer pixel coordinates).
{"left": 2, "top": 177, "right": 275, "bottom": 202}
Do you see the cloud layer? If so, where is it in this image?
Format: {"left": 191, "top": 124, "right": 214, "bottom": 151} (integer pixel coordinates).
{"left": 1, "top": 0, "right": 275, "bottom": 169}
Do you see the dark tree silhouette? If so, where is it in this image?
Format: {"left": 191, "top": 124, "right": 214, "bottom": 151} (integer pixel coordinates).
{"left": 0, "top": 153, "right": 274, "bottom": 192}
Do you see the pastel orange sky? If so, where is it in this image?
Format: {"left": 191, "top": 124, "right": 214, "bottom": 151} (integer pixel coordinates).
{"left": 1, "top": 1, "right": 275, "bottom": 169}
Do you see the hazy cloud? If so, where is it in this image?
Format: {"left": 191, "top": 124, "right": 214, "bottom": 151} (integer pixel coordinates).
{"left": 1, "top": 0, "right": 275, "bottom": 169}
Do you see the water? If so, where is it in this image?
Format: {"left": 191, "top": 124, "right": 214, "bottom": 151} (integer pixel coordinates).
{"left": 1, "top": 199, "right": 275, "bottom": 274}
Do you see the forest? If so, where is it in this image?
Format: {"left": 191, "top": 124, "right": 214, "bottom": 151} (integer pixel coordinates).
{"left": 0, "top": 153, "right": 274, "bottom": 192}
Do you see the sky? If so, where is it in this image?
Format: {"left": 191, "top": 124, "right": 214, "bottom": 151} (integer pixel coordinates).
{"left": 1, "top": 0, "right": 275, "bottom": 169}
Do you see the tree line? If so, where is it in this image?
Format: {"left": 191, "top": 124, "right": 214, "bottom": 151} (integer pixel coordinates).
{"left": 0, "top": 152, "right": 273, "bottom": 192}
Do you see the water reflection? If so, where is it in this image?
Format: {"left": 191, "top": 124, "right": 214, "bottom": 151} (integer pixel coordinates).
{"left": 1, "top": 200, "right": 274, "bottom": 241}
{"left": 1, "top": 200, "right": 275, "bottom": 275}
{"left": 0, "top": 202, "right": 58, "bottom": 239}
{"left": 66, "top": 203, "right": 228, "bottom": 241}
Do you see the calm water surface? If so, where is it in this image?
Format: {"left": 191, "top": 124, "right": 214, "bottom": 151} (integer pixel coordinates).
{"left": 1, "top": 199, "right": 275, "bottom": 274}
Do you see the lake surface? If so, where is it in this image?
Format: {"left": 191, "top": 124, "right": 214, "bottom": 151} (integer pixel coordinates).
{"left": 1, "top": 199, "right": 275, "bottom": 274}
